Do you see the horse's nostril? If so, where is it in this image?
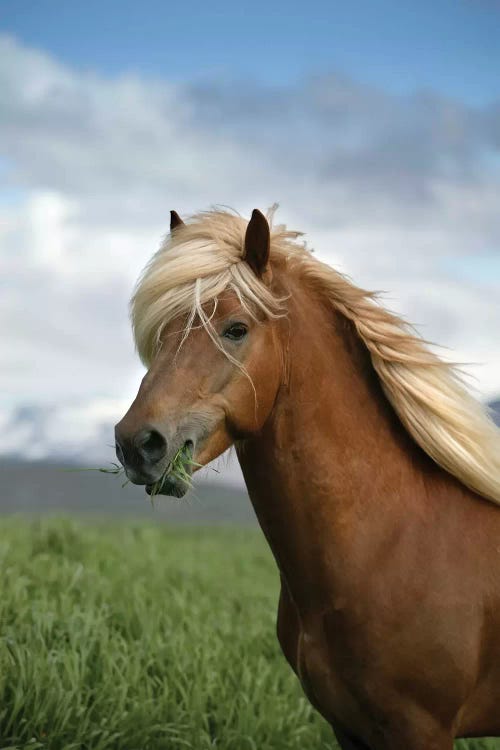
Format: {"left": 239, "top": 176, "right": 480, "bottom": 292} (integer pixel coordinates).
{"left": 136, "top": 428, "right": 167, "bottom": 463}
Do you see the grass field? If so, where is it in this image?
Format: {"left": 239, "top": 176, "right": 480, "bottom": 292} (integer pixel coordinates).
{"left": 0, "top": 518, "right": 498, "bottom": 750}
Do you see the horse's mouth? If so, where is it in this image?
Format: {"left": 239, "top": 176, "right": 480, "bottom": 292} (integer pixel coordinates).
{"left": 145, "top": 440, "right": 195, "bottom": 499}
{"left": 145, "top": 478, "right": 187, "bottom": 498}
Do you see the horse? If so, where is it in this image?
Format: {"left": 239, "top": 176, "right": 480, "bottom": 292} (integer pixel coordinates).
{"left": 115, "top": 207, "right": 500, "bottom": 750}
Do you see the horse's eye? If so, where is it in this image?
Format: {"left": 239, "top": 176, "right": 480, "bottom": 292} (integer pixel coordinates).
{"left": 223, "top": 323, "right": 248, "bottom": 341}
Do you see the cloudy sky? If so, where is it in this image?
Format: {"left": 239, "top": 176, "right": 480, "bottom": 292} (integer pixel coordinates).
{"left": 0, "top": 0, "right": 499, "bottom": 469}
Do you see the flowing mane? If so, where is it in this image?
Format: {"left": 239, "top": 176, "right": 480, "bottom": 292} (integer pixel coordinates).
{"left": 131, "top": 207, "right": 500, "bottom": 505}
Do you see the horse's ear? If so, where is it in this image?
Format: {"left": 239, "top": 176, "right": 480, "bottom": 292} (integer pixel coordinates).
{"left": 170, "top": 210, "right": 184, "bottom": 232}
{"left": 244, "top": 209, "right": 270, "bottom": 279}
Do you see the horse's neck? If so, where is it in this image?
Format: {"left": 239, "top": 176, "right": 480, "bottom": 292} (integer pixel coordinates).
{"left": 237, "top": 282, "right": 446, "bottom": 611}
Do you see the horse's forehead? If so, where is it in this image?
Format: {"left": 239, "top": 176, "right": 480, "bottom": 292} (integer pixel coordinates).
{"left": 212, "top": 291, "right": 244, "bottom": 318}
{"left": 182, "top": 290, "right": 245, "bottom": 324}
{"left": 159, "top": 289, "right": 244, "bottom": 349}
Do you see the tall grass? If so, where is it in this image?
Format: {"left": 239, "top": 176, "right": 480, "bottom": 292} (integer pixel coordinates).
{"left": 0, "top": 519, "right": 332, "bottom": 750}
{"left": 0, "top": 519, "right": 497, "bottom": 749}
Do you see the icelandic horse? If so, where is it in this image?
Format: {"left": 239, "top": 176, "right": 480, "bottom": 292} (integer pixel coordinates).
{"left": 116, "top": 207, "right": 500, "bottom": 749}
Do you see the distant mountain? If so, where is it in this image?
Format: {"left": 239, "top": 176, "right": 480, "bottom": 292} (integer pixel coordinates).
{"left": 0, "top": 400, "right": 122, "bottom": 463}
{"left": 489, "top": 400, "right": 500, "bottom": 426}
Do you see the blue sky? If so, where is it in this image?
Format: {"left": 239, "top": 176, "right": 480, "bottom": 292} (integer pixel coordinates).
{"left": 2, "top": 0, "right": 500, "bottom": 104}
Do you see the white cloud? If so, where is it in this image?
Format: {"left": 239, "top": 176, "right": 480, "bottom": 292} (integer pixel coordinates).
{"left": 0, "top": 34, "right": 499, "bottom": 472}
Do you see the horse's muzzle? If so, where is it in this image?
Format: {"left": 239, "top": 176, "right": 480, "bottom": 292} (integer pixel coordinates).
{"left": 114, "top": 423, "right": 168, "bottom": 485}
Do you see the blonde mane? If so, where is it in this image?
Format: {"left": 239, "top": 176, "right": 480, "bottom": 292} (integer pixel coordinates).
{"left": 131, "top": 208, "right": 500, "bottom": 505}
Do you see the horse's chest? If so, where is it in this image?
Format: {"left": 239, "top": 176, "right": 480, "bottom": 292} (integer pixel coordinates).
{"left": 277, "top": 585, "right": 378, "bottom": 730}
{"left": 296, "top": 624, "right": 361, "bottom": 726}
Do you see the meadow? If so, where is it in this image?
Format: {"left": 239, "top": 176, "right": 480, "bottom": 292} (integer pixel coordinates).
{"left": 0, "top": 518, "right": 498, "bottom": 750}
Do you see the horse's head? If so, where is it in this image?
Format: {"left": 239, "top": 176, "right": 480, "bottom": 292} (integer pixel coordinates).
{"left": 115, "top": 209, "right": 289, "bottom": 497}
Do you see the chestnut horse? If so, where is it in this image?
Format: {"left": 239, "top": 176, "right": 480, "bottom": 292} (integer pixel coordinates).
{"left": 115, "top": 207, "right": 500, "bottom": 749}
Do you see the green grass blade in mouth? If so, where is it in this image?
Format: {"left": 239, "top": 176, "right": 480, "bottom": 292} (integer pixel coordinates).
{"left": 62, "top": 462, "right": 125, "bottom": 476}
{"left": 170, "top": 442, "right": 202, "bottom": 483}
{"left": 149, "top": 442, "right": 201, "bottom": 500}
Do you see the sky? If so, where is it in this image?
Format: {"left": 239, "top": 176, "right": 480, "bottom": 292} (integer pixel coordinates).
{"left": 0, "top": 0, "right": 499, "bottom": 473}
{"left": 2, "top": 0, "right": 500, "bottom": 103}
